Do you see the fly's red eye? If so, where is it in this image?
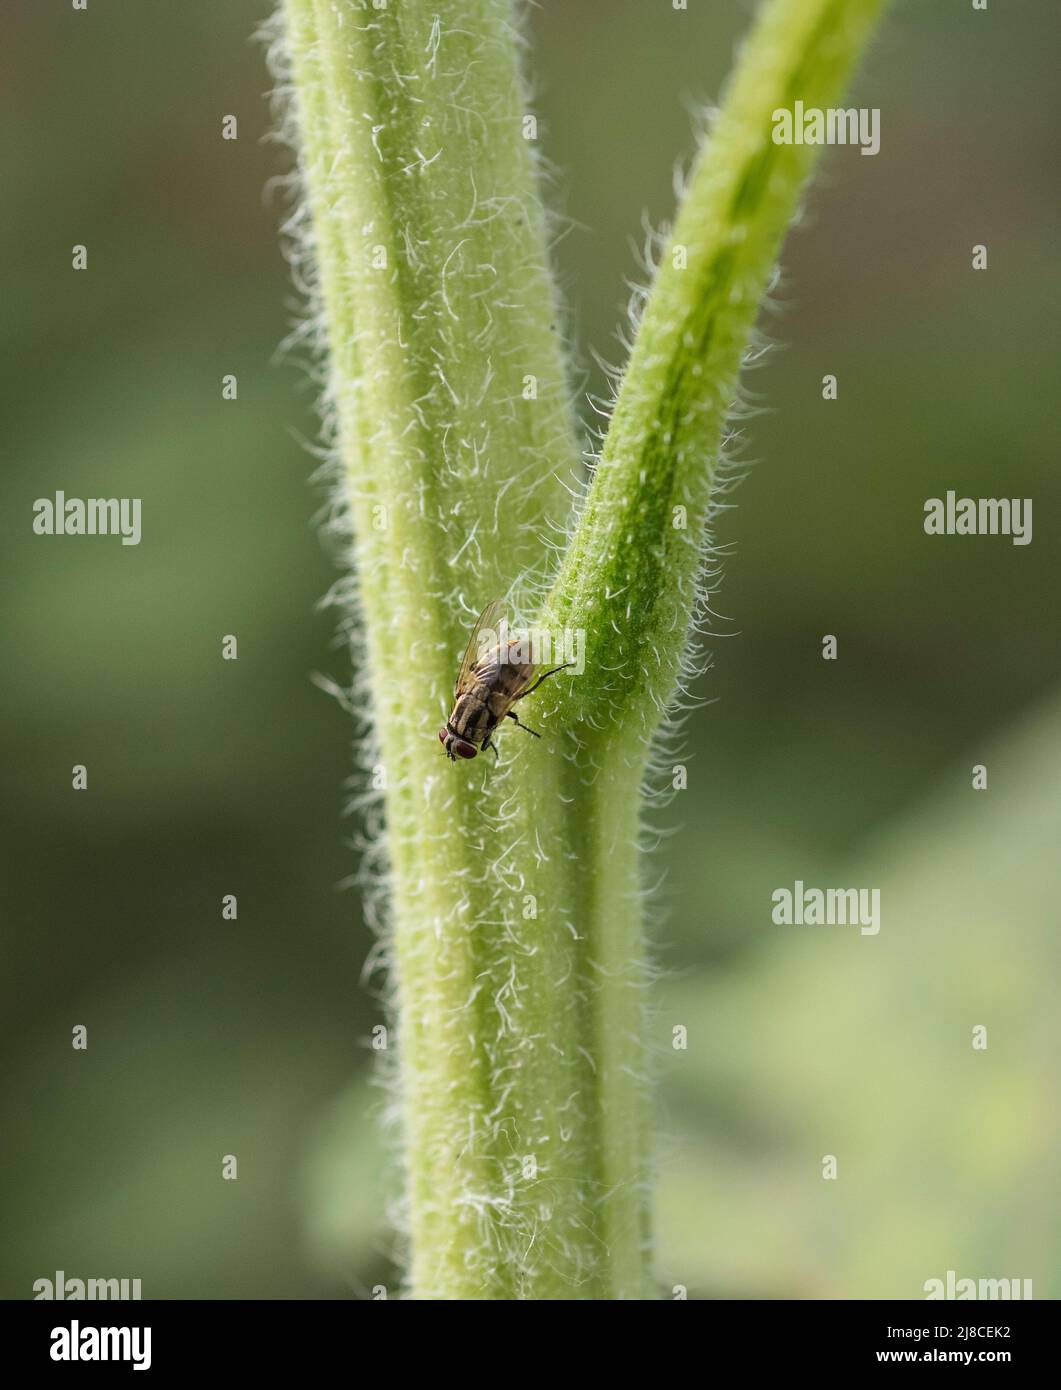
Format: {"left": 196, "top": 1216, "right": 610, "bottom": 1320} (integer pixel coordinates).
{"left": 455, "top": 740, "right": 477, "bottom": 759}
{"left": 438, "top": 729, "right": 449, "bottom": 746}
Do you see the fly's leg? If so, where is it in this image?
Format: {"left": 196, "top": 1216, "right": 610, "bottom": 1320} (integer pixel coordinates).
{"left": 506, "top": 710, "right": 541, "bottom": 738}
{"left": 514, "top": 662, "right": 575, "bottom": 701}
{"left": 483, "top": 738, "right": 500, "bottom": 760}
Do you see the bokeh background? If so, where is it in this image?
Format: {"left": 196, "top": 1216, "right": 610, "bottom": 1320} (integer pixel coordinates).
{"left": 3, "top": 0, "right": 1059, "bottom": 1298}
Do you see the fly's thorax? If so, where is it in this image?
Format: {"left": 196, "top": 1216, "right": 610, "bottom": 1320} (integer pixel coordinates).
{"left": 448, "top": 688, "right": 496, "bottom": 746}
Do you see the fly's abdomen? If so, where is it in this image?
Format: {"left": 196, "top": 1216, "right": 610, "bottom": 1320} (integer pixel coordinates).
{"left": 491, "top": 661, "right": 534, "bottom": 703}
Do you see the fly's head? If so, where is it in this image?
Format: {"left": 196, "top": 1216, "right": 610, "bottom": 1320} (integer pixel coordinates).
{"left": 438, "top": 728, "right": 477, "bottom": 761}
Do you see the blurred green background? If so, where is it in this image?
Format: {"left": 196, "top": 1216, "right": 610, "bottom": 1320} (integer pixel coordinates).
{"left": 3, "top": 0, "right": 1059, "bottom": 1298}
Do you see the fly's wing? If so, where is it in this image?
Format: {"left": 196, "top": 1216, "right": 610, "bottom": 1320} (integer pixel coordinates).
{"left": 455, "top": 598, "right": 506, "bottom": 696}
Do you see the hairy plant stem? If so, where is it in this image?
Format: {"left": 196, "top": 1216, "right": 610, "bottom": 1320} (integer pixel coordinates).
{"left": 274, "top": 0, "right": 885, "bottom": 1299}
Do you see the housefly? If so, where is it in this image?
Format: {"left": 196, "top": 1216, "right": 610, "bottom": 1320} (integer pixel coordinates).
{"left": 439, "top": 598, "right": 572, "bottom": 761}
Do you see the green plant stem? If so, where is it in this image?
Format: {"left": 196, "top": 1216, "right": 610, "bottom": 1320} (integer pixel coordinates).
{"left": 275, "top": 0, "right": 886, "bottom": 1299}
{"left": 539, "top": 0, "right": 888, "bottom": 730}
